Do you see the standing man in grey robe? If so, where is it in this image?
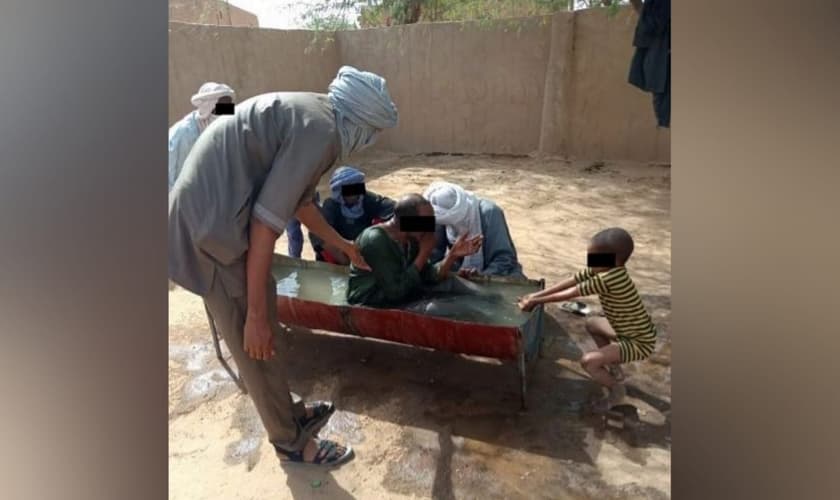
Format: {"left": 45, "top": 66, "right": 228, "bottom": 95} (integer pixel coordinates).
{"left": 169, "top": 66, "right": 398, "bottom": 466}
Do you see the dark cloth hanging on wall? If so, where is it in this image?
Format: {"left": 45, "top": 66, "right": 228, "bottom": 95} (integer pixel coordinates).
{"left": 628, "top": 0, "right": 671, "bottom": 128}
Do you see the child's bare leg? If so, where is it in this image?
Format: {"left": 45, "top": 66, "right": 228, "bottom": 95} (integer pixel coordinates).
{"left": 585, "top": 316, "right": 615, "bottom": 346}
{"left": 585, "top": 317, "right": 624, "bottom": 381}
{"left": 580, "top": 344, "right": 625, "bottom": 409}
{"left": 580, "top": 343, "right": 621, "bottom": 387}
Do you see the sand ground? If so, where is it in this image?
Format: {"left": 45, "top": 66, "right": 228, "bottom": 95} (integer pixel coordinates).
{"left": 169, "top": 152, "right": 671, "bottom": 499}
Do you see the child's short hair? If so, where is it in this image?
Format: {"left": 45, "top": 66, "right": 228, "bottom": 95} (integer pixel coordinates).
{"left": 591, "top": 227, "right": 635, "bottom": 265}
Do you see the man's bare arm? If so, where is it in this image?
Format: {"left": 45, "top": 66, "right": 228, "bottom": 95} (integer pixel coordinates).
{"left": 295, "top": 201, "right": 348, "bottom": 251}
{"left": 295, "top": 200, "right": 370, "bottom": 270}
{"left": 246, "top": 217, "right": 279, "bottom": 321}
{"left": 415, "top": 232, "right": 436, "bottom": 272}
{"left": 324, "top": 243, "right": 350, "bottom": 265}
{"left": 243, "top": 217, "right": 280, "bottom": 360}
{"left": 436, "top": 245, "right": 459, "bottom": 280}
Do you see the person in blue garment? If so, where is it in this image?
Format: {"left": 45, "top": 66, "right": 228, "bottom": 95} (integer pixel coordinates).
{"left": 284, "top": 192, "right": 320, "bottom": 259}
{"left": 168, "top": 82, "right": 235, "bottom": 192}
{"left": 423, "top": 181, "right": 526, "bottom": 279}
{"left": 168, "top": 82, "right": 313, "bottom": 258}
{"left": 309, "top": 165, "right": 396, "bottom": 265}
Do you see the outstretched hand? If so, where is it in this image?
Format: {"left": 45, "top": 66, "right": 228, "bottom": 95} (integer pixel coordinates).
{"left": 450, "top": 234, "right": 483, "bottom": 258}
{"left": 457, "top": 267, "right": 480, "bottom": 278}
{"left": 517, "top": 295, "right": 538, "bottom": 312}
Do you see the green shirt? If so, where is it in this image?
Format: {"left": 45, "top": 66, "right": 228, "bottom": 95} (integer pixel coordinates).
{"left": 347, "top": 226, "right": 441, "bottom": 307}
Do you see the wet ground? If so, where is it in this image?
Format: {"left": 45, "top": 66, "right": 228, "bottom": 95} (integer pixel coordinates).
{"left": 169, "top": 153, "right": 671, "bottom": 499}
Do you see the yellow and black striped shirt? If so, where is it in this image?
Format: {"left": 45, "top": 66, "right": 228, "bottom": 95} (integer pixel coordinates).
{"left": 574, "top": 267, "right": 655, "bottom": 340}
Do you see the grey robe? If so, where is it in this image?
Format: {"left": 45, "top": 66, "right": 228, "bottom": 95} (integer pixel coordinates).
{"left": 168, "top": 92, "right": 340, "bottom": 297}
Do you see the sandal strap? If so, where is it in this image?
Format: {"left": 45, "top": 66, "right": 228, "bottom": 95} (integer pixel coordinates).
{"left": 313, "top": 440, "right": 342, "bottom": 465}
{"left": 299, "top": 402, "right": 335, "bottom": 429}
{"left": 305, "top": 401, "right": 334, "bottom": 419}
{"left": 276, "top": 439, "right": 348, "bottom": 466}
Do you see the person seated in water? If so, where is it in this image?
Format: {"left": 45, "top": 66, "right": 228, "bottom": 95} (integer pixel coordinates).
{"left": 518, "top": 228, "right": 657, "bottom": 411}
{"left": 346, "top": 194, "right": 484, "bottom": 307}
{"left": 310, "top": 166, "right": 396, "bottom": 265}
{"left": 423, "top": 181, "right": 526, "bottom": 279}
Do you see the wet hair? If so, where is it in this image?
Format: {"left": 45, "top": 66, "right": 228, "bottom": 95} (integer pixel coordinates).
{"left": 394, "top": 193, "right": 431, "bottom": 219}
{"left": 591, "top": 227, "right": 635, "bottom": 265}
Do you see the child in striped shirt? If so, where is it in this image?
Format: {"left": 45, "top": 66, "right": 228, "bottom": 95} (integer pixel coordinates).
{"left": 518, "top": 227, "right": 657, "bottom": 411}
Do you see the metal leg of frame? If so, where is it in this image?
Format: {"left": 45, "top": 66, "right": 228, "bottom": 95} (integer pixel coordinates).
{"left": 204, "top": 303, "right": 247, "bottom": 394}
{"left": 519, "top": 347, "right": 527, "bottom": 411}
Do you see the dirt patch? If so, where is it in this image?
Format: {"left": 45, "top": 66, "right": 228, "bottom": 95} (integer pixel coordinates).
{"left": 169, "top": 152, "right": 671, "bottom": 499}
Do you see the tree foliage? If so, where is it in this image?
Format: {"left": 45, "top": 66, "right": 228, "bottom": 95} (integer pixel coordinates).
{"left": 300, "top": 0, "right": 629, "bottom": 31}
{"left": 303, "top": 13, "right": 356, "bottom": 31}
{"left": 359, "top": 0, "right": 575, "bottom": 27}
{"left": 298, "top": 0, "right": 362, "bottom": 30}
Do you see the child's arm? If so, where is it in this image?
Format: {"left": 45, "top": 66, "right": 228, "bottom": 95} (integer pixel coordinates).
{"left": 528, "top": 276, "right": 577, "bottom": 299}
{"left": 520, "top": 269, "right": 609, "bottom": 312}
{"left": 525, "top": 267, "right": 596, "bottom": 300}
{"left": 520, "top": 285, "right": 581, "bottom": 311}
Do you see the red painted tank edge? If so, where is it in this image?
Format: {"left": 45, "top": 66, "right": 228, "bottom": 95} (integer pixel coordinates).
{"left": 276, "top": 295, "right": 523, "bottom": 360}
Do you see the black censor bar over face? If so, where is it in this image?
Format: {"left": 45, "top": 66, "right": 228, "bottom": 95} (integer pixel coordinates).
{"left": 587, "top": 252, "right": 616, "bottom": 268}
{"left": 212, "top": 102, "right": 235, "bottom": 115}
{"left": 399, "top": 215, "right": 436, "bottom": 233}
{"left": 341, "top": 183, "right": 366, "bottom": 197}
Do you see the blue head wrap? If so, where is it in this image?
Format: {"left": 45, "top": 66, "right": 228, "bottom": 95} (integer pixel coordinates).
{"left": 329, "top": 166, "right": 366, "bottom": 219}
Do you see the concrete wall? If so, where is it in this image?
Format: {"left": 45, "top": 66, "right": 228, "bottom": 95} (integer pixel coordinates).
{"left": 169, "top": 0, "right": 259, "bottom": 28}
{"left": 336, "top": 17, "right": 552, "bottom": 154}
{"left": 565, "top": 8, "right": 669, "bottom": 162}
{"left": 169, "top": 7, "right": 669, "bottom": 162}
{"left": 169, "top": 23, "right": 339, "bottom": 124}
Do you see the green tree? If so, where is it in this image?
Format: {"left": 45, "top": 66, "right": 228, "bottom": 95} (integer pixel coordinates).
{"left": 299, "top": 0, "right": 630, "bottom": 31}
{"left": 357, "top": 0, "right": 629, "bottom": 28}
{"left": 303, "top": 13, "right": 356, "bottom": 31}
{"left": 298, "top": 0, "right": 362, "bottom": 30}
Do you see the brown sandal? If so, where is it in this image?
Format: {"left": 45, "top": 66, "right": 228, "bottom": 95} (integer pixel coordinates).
{"left": 277, "top": 439, "right": 354, "bottom": 467}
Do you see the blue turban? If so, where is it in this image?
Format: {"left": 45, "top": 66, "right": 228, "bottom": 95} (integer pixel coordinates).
{"left": 329, "top": 166, "right": 366, "bottom": 219}
{"left": 328, "top": 66, "right": 399, "bottom": 159}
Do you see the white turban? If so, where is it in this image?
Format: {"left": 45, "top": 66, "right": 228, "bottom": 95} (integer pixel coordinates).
{"left": 423, "top": 181, "right": 484, "bottom": 271}
{"left": 190, "top": 82, "right": 236, "bottom": 130}
{"left": 328, "top": 66, "right": 399, "bottom": 159}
